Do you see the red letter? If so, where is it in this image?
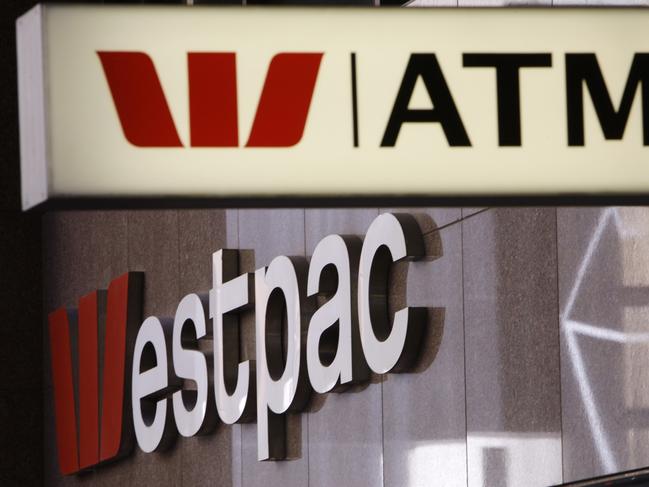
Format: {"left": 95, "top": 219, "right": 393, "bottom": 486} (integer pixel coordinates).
{"left": 246, "top": 53, "right": 323, "bottom": 147}
{"left": 100, "top": 272, "right": 143, "bottom": 462}
{"left": 189, "top": 53, "right": 239, "bottom": 147}
{"left": 49, "top": 273, "right": 144, "bottom": 474}
{"left": 98, "top": 52, "right": 182, "bottom": 147}
{"left": 48, "top": 309, "right": 79, "bottom": 475}
{"left": 78, "top": 291, "right": 99, "bottom": 469}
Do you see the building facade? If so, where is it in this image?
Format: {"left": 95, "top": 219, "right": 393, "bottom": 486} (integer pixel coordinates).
{"left": 42, "top": 205, "right": 649, "bottom": 486}
{"left": 7, "top": 1, "right": 649, "bottom": 486}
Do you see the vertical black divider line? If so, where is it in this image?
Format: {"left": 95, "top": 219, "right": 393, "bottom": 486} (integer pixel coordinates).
{"left": 351, "top": 52, "right": 359, "bottom": 148}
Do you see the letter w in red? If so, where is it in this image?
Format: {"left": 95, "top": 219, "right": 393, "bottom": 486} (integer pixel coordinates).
{"left": 48, "top": 272, "right": 143, "bottom": 475}
{"left": 98, "top": 51, "right": 323, "bottom": 148}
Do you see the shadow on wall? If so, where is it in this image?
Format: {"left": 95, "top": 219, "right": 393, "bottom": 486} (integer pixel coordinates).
{"left": 239, "top": 212, "right": 447, "bottom": 460}
{"left": 461, "top": 207, "right": 649, "bottom": 486}
{"left": 464, "top": 208, "right": 563, "bottom": 487}
{"left": 560, "top": 208, "right": 649, "bottom": 481}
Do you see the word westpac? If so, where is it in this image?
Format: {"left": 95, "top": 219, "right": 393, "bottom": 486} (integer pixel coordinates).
{"left": 48, "top": 213, "right": 429, "bottom": 474}
{"left": 100, "top": 51, "right": 649, "bottom": 148}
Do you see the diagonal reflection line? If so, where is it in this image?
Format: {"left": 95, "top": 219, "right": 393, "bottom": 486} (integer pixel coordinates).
{"left": 562, "top": 208, "right": 619, "bottom": 473}
{"left": 565, "top": 328, "right": 618, "bottom": 473}
{"left": 567, "top": 320, "right": 649, "bottom": 345}
{"left": 563, "top": 209, "right": 614, "bottom": 321}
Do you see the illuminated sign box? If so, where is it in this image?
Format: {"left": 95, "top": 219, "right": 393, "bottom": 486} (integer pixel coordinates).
{"left": 16, "top": 5, "right": 649, "bottom": 209}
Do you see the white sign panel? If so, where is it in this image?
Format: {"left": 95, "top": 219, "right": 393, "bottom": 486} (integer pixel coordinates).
{"left": 16, "top": 5, "right": 649, "bottom": 209}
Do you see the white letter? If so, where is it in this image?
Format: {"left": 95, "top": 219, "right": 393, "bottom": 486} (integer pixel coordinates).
{"left": 172, "top": 293, "right": 215, "bottom": 437}
{"left": 358, "top": 213, "right": 426, "bottom": 374}
{"left": 307, "top": 234, "right": 368, "bottom": 393}
{"left": 210, "top": 249, "right": 255, "bottom": 425}
{"left": 255, "top": 256, "right": 311, "bottom": 461}
{"left": 132, "top": 316, "right": 177, "bottom": 453}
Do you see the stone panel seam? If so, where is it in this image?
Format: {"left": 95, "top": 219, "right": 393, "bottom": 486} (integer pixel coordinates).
{"left": 555, "top": 207, "right": 566, "bottom": 484}
{"left": 460, "top": 212, "right": 470, "bottom": 487}
{"left": 178, "top": 210, "right": 185, "bottom": 487}
{"left": 380, "top": 379, "right": 386, "bottom": 487}
{"left": 236, "top": 209, "right": 242, "bottom": 487}
{"left": 236, "top": 209, "right": 240, "bottom": 247}
{"left": 378, "top": 204, "right": 383, "bottom": 487}
{"left": 303, "top": 208, "right": 309, "bottom": 487}
{"left": 304, "top": 208, "right": 311, "bottom": 487}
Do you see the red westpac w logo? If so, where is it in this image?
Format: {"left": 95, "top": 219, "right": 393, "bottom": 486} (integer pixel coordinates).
{"left": 97, "top": 52, "right": 323, "bottom": 148}
{"left": 48, "top": 272, "right": 143, "bottom": 475}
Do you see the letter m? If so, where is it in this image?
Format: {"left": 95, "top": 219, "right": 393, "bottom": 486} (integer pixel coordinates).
{"left": 48, "top": 272, "right": 143, "bottom": 475}
{"left": 566, "top": 53, "right": 649, "bottom": 146}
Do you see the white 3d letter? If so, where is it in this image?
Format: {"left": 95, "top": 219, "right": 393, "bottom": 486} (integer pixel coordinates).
{"left": 211, "top": 249, "right": 254, "bottom": 425}
{"left": 358, "top": 213, "right": 426, "bottom": 374}
{"left": 132, "top": 316, "right": 177, "bottom": 453}
{"left": 255, "top": 256, "right": 311, "bottom": 461}
{"left": 172, "top": 293, "right": 215, "bottom": 437}
{"left": 307, "top": 235, "right": 368, "bottom": 393}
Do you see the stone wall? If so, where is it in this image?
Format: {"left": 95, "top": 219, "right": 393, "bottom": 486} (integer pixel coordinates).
{"left": 43, "top": 207, "right": 649, "bottom": 486}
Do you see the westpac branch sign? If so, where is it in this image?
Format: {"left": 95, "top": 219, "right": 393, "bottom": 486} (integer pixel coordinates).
{"left": 48, "top": 213, "right": 425, "bottom": 474}
{"left": 16, "top": 5, "right": 649, "bottom": 209}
